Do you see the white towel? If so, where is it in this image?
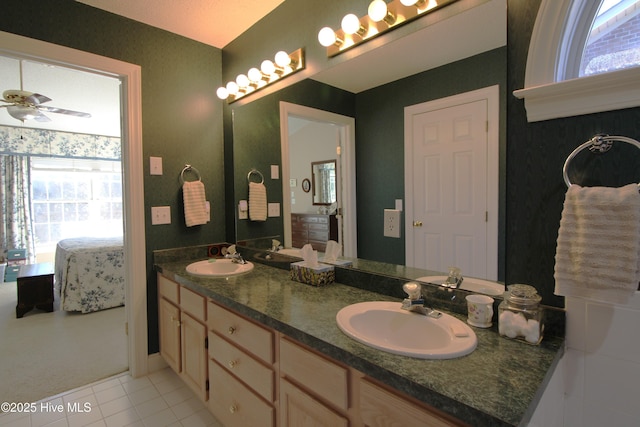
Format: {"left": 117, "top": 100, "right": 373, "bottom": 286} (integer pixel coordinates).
{"left": 249, "top": 181, "right": 267, "bottom": 221}
{"left": 183, "top": 180, "right": 209, "bottom": 227}
{"left": 554, "top": 184, "right": 640, "bottom": 303}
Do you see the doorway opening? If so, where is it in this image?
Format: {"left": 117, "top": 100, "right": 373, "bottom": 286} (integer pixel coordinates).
{"left": 279, "top": 102, "right": 357, "bottom": 258}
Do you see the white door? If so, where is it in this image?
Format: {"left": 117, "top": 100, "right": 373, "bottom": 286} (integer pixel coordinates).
{"left": 405, "top": 86, "right": 499, "bottom": 279}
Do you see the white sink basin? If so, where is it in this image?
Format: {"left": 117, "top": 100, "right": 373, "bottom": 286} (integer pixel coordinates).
{"left": 416, "top": 276, "right": 504, "bottom": 296}
{"left": 186, "top": 259, "right": 254, "bottom": 277}
{"left": 336, "top": 301, "right": 477, "bottom": 359}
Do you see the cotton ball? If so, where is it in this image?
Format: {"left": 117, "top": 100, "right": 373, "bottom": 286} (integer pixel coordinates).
{"left": 505, "top": 326, "right": 518, "bottom": 339}
{"left": 499, "top": 311, "right": 514, "bottom": 336}
{"left": 512, "top": 313, "right": 528, "bottom": 336}
{"left": 524, "top": 320, "right": 540, "bottom": 343}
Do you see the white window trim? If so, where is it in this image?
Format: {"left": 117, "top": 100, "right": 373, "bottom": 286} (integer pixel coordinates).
{"left": 513, "top": 0, "right": 640, "bottom": 122}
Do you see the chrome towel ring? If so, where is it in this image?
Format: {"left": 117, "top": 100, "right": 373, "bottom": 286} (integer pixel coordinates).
{"left": 247, "top": 169, "right": 265, "bottom": 184}
{"left": 563, "top": 135, "right": 640, "bottom": 188}
{"left": 180, "top": 164, "right": 202, "bottom": 185}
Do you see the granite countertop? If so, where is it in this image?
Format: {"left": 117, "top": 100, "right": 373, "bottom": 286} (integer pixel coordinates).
{"left": 155, "top": 258, "right": 564, "bottom": 427}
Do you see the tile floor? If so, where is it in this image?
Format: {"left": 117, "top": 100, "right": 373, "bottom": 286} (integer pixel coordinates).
{"left": 0, "top": 368, "right": 222, "bottom": 427}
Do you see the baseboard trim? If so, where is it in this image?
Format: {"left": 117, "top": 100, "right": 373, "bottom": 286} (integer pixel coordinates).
{"left": 147, "top": 352, "right": 168, "bottom": 373}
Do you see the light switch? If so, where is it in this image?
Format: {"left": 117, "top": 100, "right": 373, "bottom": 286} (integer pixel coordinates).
{"left": 151, "top": 206, "right": 171, "bottom": 225}
{"left": 268, "top": 202, "right": 280, "bottom": 217}
{"left": 271, "top": 164, "right": 279, "bottom": 179}
{"left": 150, "top": 156, "right": 163, "bottom": 175}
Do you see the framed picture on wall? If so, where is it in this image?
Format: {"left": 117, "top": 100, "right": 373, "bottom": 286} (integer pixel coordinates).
{"left": 302, "top": 178, "right": 311, "bottom": 193}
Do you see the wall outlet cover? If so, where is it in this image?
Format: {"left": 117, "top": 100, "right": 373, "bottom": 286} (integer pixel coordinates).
{"left": 384, "top": 209, "right": 401, "bottom": 238}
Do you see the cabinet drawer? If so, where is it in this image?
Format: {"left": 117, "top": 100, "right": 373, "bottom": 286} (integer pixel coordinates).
{"left": 207, "top": 301, "right": 274, "bottom": 363}
{"left": 308, "top": 230, "right": 329, "bottom": 241}
{"left": 308, "top": 222, "right": 328, "bottom": 231}
{"left": 360, "top": 378, "right": 461, "bottom": 427}
{"left": 280, "top": 337, "right": 348, "bottom": 411}
{"left": 180, "top": 286, "right": 205, "bottom": 322}
{"left": 157, "top": 274, "right": 179, "bottom": 304}
{"left": 280, "top": 378, "right": 348, "bottom": 427}
{"left": 208, "top": 331, "right": 274, "bottom": 401}
{"left": 209, "top": 359, "right": 274, "bottom": 427}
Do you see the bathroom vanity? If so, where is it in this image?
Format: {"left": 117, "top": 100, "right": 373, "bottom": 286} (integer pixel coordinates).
{"left": 155, "top": 256, "right": 564, "bottom": 426}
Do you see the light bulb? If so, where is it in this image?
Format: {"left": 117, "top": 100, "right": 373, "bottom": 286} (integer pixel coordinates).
{"left": 216, "top": 87, "right": 228, "bottom": 100}
{"left": 318, "top": 27, "right": 338, "bottom": 47}
{"left": 248, "top": 67, "right": 263, "bottom": 83}
{"left": 261, "top": 59, "right": 276, "bottom": 75}
{"left": 341, "top": 13, "right": 362, "bottom": 35}
{"left": 368, "top": 0, "right": 388, "bottom": 22}
{"left": 400, "top": 0, "right": 418, "bottom": 5}
{"left": 236, "top": 74, "right": 250, "bottom": 88}
{"left": 226, "top": 81, "right": 239, "bottom": 95}
{"left": 274, "top": 51, "right": 292, "bottom": 67}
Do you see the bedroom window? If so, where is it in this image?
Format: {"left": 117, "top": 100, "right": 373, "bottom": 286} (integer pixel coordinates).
{"left": 31, "top": 157, "right": 123, "bottom": 253}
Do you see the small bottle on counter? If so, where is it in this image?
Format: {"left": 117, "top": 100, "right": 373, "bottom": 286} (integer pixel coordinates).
{"left": 498, "top": 284, "right": 544, "bottom": 345}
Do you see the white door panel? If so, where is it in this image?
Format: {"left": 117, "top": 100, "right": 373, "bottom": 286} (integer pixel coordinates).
{"left": 406, "top": 86, "right": 498, "bottom": 279}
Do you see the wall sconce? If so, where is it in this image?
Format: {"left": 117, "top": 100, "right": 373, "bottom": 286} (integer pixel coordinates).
{"left": 318, "top": 0, "right": 455, "bottom": 56}
{"left": 217, "top": 48, "right": 305, "bottom": 102}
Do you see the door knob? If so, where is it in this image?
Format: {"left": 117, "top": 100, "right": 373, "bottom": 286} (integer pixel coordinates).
{"left": 413, "top": 221, "right": 423, "bottom": 227}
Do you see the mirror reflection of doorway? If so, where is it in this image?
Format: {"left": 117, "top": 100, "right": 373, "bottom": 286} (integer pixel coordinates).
{"left": 280, "top": 102, "right": 357, "bottom": 258}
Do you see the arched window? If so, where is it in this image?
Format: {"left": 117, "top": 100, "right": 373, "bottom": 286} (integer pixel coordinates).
{"left": 514, "top": 0, "right": 640, "bottom": 122}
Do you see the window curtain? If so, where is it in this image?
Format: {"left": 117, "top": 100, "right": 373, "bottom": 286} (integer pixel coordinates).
{"left": 0, "top": 155, "right": 36, "bottom": 263}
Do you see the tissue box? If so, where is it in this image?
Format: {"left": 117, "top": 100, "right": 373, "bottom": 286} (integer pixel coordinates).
{"left": 290, "top": 261, "right": 335, "bottom": 286}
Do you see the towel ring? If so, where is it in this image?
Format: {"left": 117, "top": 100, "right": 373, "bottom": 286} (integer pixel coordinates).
{"left": 180, "top": 164, "right": 201, "bottom": 185}
{"left": 247, "top": 169, "right": 264, "bottom": 184}
{"left": 563, "top": 135, "right": 640, "bottom": 188}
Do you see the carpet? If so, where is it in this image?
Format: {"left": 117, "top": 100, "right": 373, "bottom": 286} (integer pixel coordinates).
{"left": 0, "top": 280, "right": 128, "bottom": 404}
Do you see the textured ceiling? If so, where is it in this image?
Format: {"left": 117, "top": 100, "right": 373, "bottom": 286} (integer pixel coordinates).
{"left": 76, "top": 0, "right": 286, "bottom": 48}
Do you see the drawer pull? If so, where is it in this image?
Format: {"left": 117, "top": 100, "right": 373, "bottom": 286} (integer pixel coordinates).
{"left": 228, "top": 326, "right": 236, "bottom": 335}
{"left": 229, "top": 404, "right": 238, "bottom": 414}
{"left": 171, "top": 316, "right": 181, "bottom": 327}
{"left": 228, "top": 360, "right": 237, "bottom": 369}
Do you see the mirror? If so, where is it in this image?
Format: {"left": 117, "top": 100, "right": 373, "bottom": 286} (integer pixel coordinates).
{"left": 312, "top": 160, "right": 336, "bottom": 205}
{"left": 232, "top": 0, "right": 507, "bottom": 289}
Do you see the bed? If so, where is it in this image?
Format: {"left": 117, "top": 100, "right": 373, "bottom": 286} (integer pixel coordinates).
{"left": 54, "top": 236, "right": 125, "bottom": 313}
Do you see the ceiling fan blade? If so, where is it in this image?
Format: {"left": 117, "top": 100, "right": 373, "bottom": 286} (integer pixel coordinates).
{"left": 37, "top": 105, "right": 91, "bottom": 118}
{"left": 7, "top": 105, "right": 51, "bottom": 122}
{"left": 25, "top": 93, "right": 52, "bottom": 105}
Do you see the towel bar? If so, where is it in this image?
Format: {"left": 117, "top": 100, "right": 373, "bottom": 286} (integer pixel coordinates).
{"left": 180, "top": 164, "right": 201, "bottom": 185}
{"left": 563, "top": 135, "right": 640, "bottom": 188}
{"left": 247, "top": 169, "right": 265, "bottom": 184}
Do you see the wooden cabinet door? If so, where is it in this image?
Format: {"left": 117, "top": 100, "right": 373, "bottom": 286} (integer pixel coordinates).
{"left": 280, "top": 379, "right": 348, "bottom": 427}
{"left": 158, "top": 298, "right": 181, "bottom": 373}
{"left": 181, "top": 312, "right": 208, "bottom": 401}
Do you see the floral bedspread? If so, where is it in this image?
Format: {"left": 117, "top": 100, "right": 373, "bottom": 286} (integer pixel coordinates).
{"left": 54, "top": 237, "right": 125, "bottom": 313}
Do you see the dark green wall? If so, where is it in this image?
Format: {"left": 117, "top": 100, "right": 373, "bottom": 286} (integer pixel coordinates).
{"left": 2, "top": 0, "right": 224, "bottom": 354}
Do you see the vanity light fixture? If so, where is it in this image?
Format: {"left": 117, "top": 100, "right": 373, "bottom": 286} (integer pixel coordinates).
{"left": 319, "top": 0, "right": 457, "bottom": 57}
{"left": 217, "top": 48, "right": 305, "bottom": 103}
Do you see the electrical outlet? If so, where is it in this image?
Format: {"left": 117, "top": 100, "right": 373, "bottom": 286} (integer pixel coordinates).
{"left": 384, "top": 209, "right": 401, "bottom": 238}
{"left": 151, "top": 206, "right": 171, "bottom": 225}
{"left": 268, "top": 202, "right": 280, "bottom": 217}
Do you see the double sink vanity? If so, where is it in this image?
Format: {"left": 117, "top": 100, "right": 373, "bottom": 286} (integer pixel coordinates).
{"left": 154, "top": 243, "right": 564, "bottom": 426}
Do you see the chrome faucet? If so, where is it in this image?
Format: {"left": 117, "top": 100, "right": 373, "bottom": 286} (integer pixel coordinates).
{"left": 442, "top": 266, "right": 464, "bottom": 289}
{"left": 401, "top": 282, "right": 442, "bottom": 318}
{"left": 225, "top": 252, "right": 247, "bottom": 264}
{"left": 223, "top": 245, "right": 247, "bottom": 264}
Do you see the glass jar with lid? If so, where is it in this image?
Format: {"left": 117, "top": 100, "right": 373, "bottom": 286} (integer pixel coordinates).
{"left": 498, "top": 284, "right": 544, "bottom": 345}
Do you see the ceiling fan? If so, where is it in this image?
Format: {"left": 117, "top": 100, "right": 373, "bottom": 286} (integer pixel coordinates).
{"left": 0, "top": 60, "right": 92, "bottom": 123}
